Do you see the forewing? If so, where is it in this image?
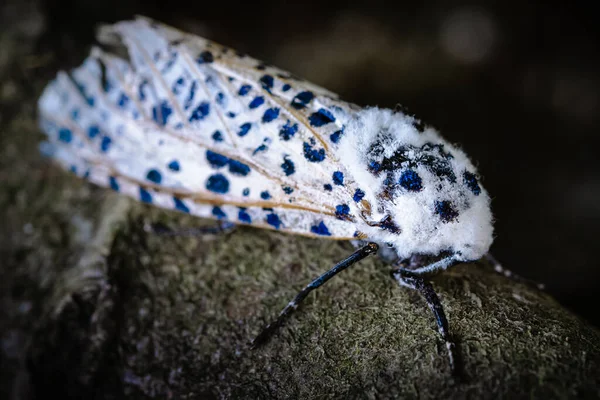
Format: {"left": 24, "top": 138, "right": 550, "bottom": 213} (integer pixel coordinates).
{"left": 38, "top": 17, "right": 363, "bottom": 237}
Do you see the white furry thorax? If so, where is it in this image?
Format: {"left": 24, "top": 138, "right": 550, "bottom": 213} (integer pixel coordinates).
{"left": 337, "top": 108, "right": 493, "bottom": 261}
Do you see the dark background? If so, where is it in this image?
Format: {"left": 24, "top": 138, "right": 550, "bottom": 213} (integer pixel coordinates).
{"left": 5, "top": 0, "right": 600, "bottom": 327}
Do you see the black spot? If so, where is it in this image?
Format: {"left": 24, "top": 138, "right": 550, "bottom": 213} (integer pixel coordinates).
{"left": 146, "top": 169, "right": 162, "bottom": 184}
{"left": 242, "top": 188, "right": 250, "bottom": 196}
{"left": 399, "top": 169, "right": 423, "bottom": 192}
{"left": 463, "top": 171, "right": 481, "bottom": 196}
{"left": 197, "top": 51, "right": 214, "bottom": 64}
{"left": 435, "top": 200, "right": 459, "bottom": 222}
{"left": 303, "top": 142, "right": 326, "bottom": 162}
{"left": 308, "top": 108, "right": 335, "bottom": 127}
{"left": 283, "top": 186, "right": 294, "bottom": 194}
{"left": 260, "top": 191, "right": 271, "bottom": 200}
{"left": 206, "top": 174, "right": 229, "bottom": 194}
{"left": 281, "top": 156, "right": 295, "bottom": 176}
{"left": 323, "top": 184, "right": 332, "bottom": 191}
{"left": 282, "top": 84, "right": 291, "bottom": 92}
{"left": 291, "top": 91, "right": 314, "bottom": 109}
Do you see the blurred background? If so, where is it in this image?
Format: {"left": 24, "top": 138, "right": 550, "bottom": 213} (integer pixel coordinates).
{"left": 2, "top": 0, "right": 599, "bottom": 328}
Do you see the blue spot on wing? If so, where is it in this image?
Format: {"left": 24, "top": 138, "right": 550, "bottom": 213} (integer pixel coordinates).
{"left": 184, "top": 81, "right": 197, "bottom": 110}
{"left": 330, "top": 130, "right": 343, "bottom": 143}
{"left": 228, "top": 159, "right": 250, "bottom": 176}
{"left": 266, "top": 213, "right": 282, "bottom": 229}
{"left": 281, "top": 156, "right": 295, "bottom": 176}
{"left": 238, "top": 123, "right": 252, "bottom": 137}
{"left": 109, "top": 176, "right": 119, "bottom": 192}
{"left": 303, "top": 142, "right": 326, "bottom": 162}
{"left": 189, "top": 102, "right": 210, "bottom": 122}
{"left": 291, "top": 91, "right": 314, "bottom": 109}
{"left": 152, "top": 101, "right": 173, "bottom": 126}
{"left": 206, "top": 174, "right": 229, "bottom": 194}
{"left": 173, "top": 197, "right": 189, "bottom": 213}
{"left": 279, "top": 121, "right": 298, "bottom": 141}
{"left": 212, "top": 130, "right": 223, "bottom": 141}
{"left": 196, "top": 51, "right": 214, "bottom": 64}
{"left": 238, "top": 208, "right": 252, "bottom": 223}
{"left": 238, "top": 85, "right": 251, "bottom": 96}
{"left": 249, "top": 96, "right": 265, "bottom": 109}
{"left": 206, "top": 150, "right": 229, "bottom": 168}
{"left": 310, "top": 221, "right": 331, "bottom": 236}
{"left": 335, "top": 204, "right": 350, "bottom": 219}
{"left": 283, "top": 186, "right": 293, "bottom": 194}
{"left": 212, "top": 206, "right": 227, "bottom": 219}
{"left": 167, "top": 160, "right": 180, "bottom": 171}
{"left": 146, "top": 169, "right": 162, "bottom": 184}
{"left": 308, "top": 108, "right": 336, "bottom": 127}
{"left": 242, "top": 188, "right": 250, "bottom": 196}
{"left": 87, "top": 125, "right": 100, "bottom": 139}
{"left": 100, "top": 136, "right": 112, "bottom": 152}
{"left": 259, "top": 75, "right": 274, "bottom": 91}
{"left": 117, "top": 93, "right": 129, "bottom": 108}
{"left": 260, "top": 191, "right": 271, "bottom": 200}
{"left": 332, "top": 171, "right": 344, "bottom": 186}
{"left": 282, "top": 84, "right": 291, "bottom": 92}
{"left": 262, "top": 108, "right": 280, "bottom": 123}
{"left": 139, "top": 187, "right": 152, "bottom": 203}
{"left": 353, "top": 189, "right": 365, "bottom": 202}
{"left": 58, "top": 128, "right": 72, "bottom": 143}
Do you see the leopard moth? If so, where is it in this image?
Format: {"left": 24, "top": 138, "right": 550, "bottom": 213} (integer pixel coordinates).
{"left": 37, "top": 16, "right": 494, "bottom": 373}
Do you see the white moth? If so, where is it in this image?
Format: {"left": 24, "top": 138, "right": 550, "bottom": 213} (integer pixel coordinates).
{"left": 38, "top": 16, "right": 494, "bottom": 374}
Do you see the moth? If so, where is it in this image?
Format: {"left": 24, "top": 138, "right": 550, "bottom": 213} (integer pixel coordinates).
{"left": 38, "top": 16, "right": 494, "bottom": 374}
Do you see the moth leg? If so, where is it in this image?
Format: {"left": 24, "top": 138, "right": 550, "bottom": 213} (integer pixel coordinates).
{"left": 484, "top": 253, "right": 545, "bottom": 290}
{"left": 149, "top": 221, "right": 237, "bottom": 237}
{"left": 392, "top": 268, "right": 459, "bottom": 376}
{"left": 251, "top": 242, "right": 379, "bottom": 348}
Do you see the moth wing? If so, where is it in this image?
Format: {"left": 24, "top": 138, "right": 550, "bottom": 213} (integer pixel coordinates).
{"left": 38, "top": 16, "right": 363, "bottom": 236}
